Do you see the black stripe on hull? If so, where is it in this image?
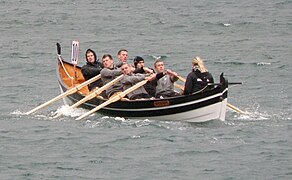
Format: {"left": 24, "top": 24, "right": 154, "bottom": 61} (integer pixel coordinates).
{"left": 100, "top": 93, "right": 227, "bottom": 117}
{"left": 61, "top": 83, "right": 227, "bottom": 118}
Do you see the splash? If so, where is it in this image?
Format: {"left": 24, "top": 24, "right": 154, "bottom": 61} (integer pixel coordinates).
{"left": 11, "top": 110, "right": 50, "bottom": 119}
{"left": 53, "top": 105, "right": 88, "bottom": 118}
{"left": 236, "top": 111, "right": 271, "bottom": 121}
{"left": 229, "top": 103, "right": 272, "bottom": 121}
{"left": 11, "top": 110, "right": 24, "bottom": 115}
{"left": 11, "top": 109, "right": 60, "bottom": 121}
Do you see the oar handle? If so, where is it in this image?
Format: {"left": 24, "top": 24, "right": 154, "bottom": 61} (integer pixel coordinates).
{"left": 174, "top": 83, "right": 184, "bottom": 91}
{"left": 208, "top": 82, "right": 243, "bottom": 86}
{"left": 177, "top": 75, "right": 186, "bottom": 83}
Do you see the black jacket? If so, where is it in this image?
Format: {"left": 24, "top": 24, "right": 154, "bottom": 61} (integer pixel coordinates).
{"left": 183, "top": 69, "right": 214, "bottom": 95}
{"left": 81, "top": 61, "right": 103, "bottom": 91}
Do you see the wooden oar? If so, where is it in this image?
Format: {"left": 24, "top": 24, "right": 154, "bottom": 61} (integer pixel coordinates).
{"left": 208, "top": 82, "right": 243, "bottom": 86}
{"left": 176, "top": 75, "right": 248, "bottom": 115}
{"left": 177, "top": 75, "right": 186, "bottom": 83}
{"left": 174, "top": 83, "right": 184, "bottom": 91}
{"left": 25, "top": 74, "right": 101, "bottom": 115}
{"left": 53, "top": 75, "right": 124, "bottom": 118}
{"left": 176, "top": 75, "right": 186, "bottom": 90}
{"left": 227, "top": 103, "right": 249, "bottom": 115}
{"left": 75, "top": 80, "right": 148, "bottom": 121}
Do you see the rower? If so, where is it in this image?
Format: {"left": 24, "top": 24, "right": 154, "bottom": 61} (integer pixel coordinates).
{"left": 120, "top": 63, "right": 156, "bottom": 100}
{"left": 153, "top": 59, "right": 180, "bottom": 98}
{"left": 100, "top": 54, "right": 123, "bottom": 98}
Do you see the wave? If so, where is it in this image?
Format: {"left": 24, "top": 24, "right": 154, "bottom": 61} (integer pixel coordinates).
{"left": 202, "top": 22, "right": 233, "bottom": 27}
{"left": 256, "top": 62, "right": 271, "bottom": 66}
{"left": 214, "top": 61, "right": 272, "bottom": 66}
{"left": 147, "top": 55, "right": 168, "bottom": 60}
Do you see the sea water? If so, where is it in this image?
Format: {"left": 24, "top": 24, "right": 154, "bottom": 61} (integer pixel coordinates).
{"left": 1, "top": 0, "right": 292, "bottom": 179}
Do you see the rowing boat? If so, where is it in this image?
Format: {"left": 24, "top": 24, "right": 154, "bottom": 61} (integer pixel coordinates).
{"left": 56, "top": 43, "right": 228, "bottom": 122}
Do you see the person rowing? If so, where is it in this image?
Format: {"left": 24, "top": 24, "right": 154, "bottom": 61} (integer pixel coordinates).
{"left": 120, "top": 63, "right": 156, "bottom": 100}
{"left": 116, "top": 49, "right": 129, "bottom": 68}
{"left": 153, "top": 59, "right": 180, "bottom": 98}
{"left": 100, "top": 54, "right": 123, "bottom": 98}
{"left": 132, "top": 56, "right": 156, "bottom": 97}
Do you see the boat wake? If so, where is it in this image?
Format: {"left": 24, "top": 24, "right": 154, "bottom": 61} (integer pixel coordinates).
{"left": 83, "top": 116, "right": 154, "bottom": 129}
{"left": 81, "top": 116, "right": 198, "bottom": 131}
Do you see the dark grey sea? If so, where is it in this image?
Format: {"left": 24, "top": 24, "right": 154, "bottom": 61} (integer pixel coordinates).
{"left": 1, "top": 0, "right": 292, "bottom": 179}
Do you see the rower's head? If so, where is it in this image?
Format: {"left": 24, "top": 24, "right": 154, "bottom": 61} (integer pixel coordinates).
{"left": 121, "top": 63, "right": 132, "bottom": 75}
{"left": 102, "top": 54, "right": 114, "bottom": 68}
{"left": 154, "top": 59, "right": 165, "bottom": 73}
{"left": 192, "top": 56, "right": 208, "bottom": 73}
{"left": 117, "top": 49, "right": 128, "bottom": 62}
{"left": 133, "top": 56, "right": 145, "bottom": 68}
{"left": 85, "top": 49, "right": 97, "bottom": 63}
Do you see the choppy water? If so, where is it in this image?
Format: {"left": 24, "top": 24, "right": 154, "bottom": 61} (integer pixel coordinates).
{"left": 1, "top": 0, "right": 292, "bottom": 179}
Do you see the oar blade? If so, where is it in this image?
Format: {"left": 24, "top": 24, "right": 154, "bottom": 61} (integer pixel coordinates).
{"left": 25, "top": 87, "right": 76, "bottom": 115}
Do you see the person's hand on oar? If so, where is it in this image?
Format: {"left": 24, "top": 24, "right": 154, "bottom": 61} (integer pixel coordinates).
{"left": 25, "top": 74, "right": 101, "bottom": 115}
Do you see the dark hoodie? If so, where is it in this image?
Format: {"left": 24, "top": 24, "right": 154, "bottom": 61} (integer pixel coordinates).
{"left": 81, "top": 49, "right": 103, "bottom": 91}
{"left": 183, "top": 69, "right": 214, "bottom": 95}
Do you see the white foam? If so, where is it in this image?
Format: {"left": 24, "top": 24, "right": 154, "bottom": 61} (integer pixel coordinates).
{"left": 11, "top": 110, "right": 23, "bottom": 115}
{"left": 54, "top": 105, "right": 88, "bottom": 118}
{"left": 114, "top": 117, "right": 126, "bottom": 121}
{"left": 152, "top": 55, "right": 162, "bottom": 60}
{"left": 234, "top": 110, "right": 271, "bottom": 121}
{"left": 257, "top": 62, "right": 271, "bottom": 66}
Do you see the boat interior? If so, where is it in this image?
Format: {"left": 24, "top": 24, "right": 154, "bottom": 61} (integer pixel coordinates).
{"left": 59, "top": 62, "right": 90, "bottom": 95}
{"left": 58, "top": 60, "right": 186, "bottom": 100}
